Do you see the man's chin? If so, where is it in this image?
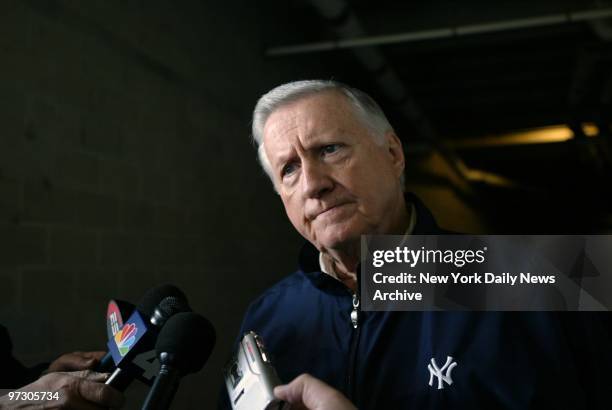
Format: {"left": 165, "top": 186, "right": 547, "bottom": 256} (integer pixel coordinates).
{"left": 317, "top": 231, "right": 362, "bottom": 252}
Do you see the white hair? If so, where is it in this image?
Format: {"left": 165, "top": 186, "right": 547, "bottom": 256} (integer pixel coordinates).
{"left": 251, "top": 80, "right": 404, "bottom": 189}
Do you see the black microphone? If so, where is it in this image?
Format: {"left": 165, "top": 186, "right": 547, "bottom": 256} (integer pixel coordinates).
{"left": 141, "top": 312, "right": 216, "bottom": 410}
{"left": 104, "top": 284, "right": 192, "bottom": 391}
{"left": 137, "top": 284, "right": 192, "bottom": 325}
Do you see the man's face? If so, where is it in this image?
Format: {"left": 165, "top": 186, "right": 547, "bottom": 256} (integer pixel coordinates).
{"left": 262, "top": 91, "right": 405, "bottom": 253}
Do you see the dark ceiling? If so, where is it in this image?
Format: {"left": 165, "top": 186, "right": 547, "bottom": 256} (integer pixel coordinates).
{"left": 263, "top": 0, "right": 610, "bottom": 136}
{"left": 259, "top": 0, "right": 612, "bottom": 232}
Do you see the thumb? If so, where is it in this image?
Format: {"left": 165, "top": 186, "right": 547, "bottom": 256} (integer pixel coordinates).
{"left": 69, "top": 355, "right": 97, "bottom": 369}
{"left": 274, "top": 374, "right": 314, "bottom": 404}
{"left": 273, "top": 384, "right": 290, "bottom": 399}
{"left": 274, "top": 374, "right": 356, "bottom": 410}
{"left": 274, "top": 382, "right": 308, "bottom": 410}
{"left": 86, "top": 351, "right": 107, "bottom": 362}
{"left": 73, "top": 370, "right": 110, "bottom": 382}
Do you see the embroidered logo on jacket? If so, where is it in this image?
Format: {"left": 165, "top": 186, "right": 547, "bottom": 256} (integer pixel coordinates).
{"left": 428, "top": 356, "right": 457, "bottom": 390}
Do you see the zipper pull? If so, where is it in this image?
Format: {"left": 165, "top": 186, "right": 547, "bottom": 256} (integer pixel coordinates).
{"left": 350, "top": 293, "right": 360, "bottom": 329}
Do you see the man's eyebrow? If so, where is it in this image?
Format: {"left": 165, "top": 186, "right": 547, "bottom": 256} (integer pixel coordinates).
{"left": 299, "top": 133, "right": 341, "bottom": 150}
{"left": 309, "top": 130, "right": 350, "bottom": 144}
{"left": 273, "top": 150, "right": 297, "bottom": 170}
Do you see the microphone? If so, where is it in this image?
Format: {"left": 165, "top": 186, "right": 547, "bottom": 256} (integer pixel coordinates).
{"left": 96, "top": 299, "right": 136, "bottom": 373}
{"left": 104, "top": 285, "right": 192, "bottom": 391}
{"left": 141, "top": 312, "right": 216, "bottom": 410}
{"left": 98, "top": 285, "right": 189, "bottom": 373}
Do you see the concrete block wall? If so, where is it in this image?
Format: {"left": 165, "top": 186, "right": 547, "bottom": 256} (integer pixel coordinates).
{"left": 0, "top": 1, "right": 311, "bottom": 408}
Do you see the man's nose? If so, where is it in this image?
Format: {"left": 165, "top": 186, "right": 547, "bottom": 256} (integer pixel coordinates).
{"left": 301, "top": 161, "right": 333, "bottom": 198}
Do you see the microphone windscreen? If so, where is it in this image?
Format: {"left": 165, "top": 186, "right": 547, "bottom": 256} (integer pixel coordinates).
{"left": 155, "top": 312, "right": 216, "bottom": 375}
{"left": 157, "top": 295, "right": 191, "bottom": 317}
{"left": 137, "top": 284, "right": 190, "bottom": 317}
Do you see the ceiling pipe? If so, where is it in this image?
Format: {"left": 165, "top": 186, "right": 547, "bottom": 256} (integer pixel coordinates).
{"left": 588, "top": 19, "right": 612, "bottom": 40}
{"left": 590, "top": 0, "right": 612, "bottom": 40}
{"left": 267, "top": 8, "right": 612, "bottom": 56}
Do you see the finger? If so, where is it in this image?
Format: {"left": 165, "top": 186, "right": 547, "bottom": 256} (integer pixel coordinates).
{"left": 273, "top": 384, "right": 309, "bottom": 410}
{"left": 86, "top": 351, "right": 107, "bottom": 361}
{"left": 52, "top": 353, "right": 97, "bottom": 371}
{"left": 73, "top": 351, "right": 106, "bottom": 361}
{"left": 74, "top": 352, "right": 103, "bottom": 369}
{"left": 275, "top": 374, "right": 356, "bottom": 410}
{"left": 274, "top": 374, "right": 316, "bottom": 403}
{"left": 274, "top": 383, "right": 296, "bottom": 402}
{"left": 77, "top": 378, "right": 124, "bottom": 408}
{"left": 75, "top": 351, "right": 106, "bottom": 369}
{"left": 72, "top": 370, "right": 110, "bottom": 383}
{"left": 55, "top": 386, "right": 108, "bottom": 410}
{"left": 274, "top": 383, "right": 308, "bottom": 410}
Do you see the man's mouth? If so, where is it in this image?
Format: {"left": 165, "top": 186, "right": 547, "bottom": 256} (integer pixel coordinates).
{"left": 314, "top": 202, "right": 351, "bottom": 219}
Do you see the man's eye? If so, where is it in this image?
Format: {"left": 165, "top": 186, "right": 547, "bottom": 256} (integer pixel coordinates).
{"left": 321, "top": 144, "right": 342, "bottom": 155}
{"left": 282, "top": 162, "right": 298, "bottom": 177}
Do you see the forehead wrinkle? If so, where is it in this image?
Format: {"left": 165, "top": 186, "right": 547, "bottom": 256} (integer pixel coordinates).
{"left": 263, "top": 111, "right": 303, "bottom": 172}
{"left": 263, "top": 91, "right": 362, "bottom": 168}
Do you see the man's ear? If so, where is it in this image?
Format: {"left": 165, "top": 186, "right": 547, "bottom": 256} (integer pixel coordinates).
{"left": 384, "top": 131, "right": 405, "bottom": 178}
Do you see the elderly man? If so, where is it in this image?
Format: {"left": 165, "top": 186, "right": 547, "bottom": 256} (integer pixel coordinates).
{"left": 220, "top": 80, "right": 609, "bottom": 409}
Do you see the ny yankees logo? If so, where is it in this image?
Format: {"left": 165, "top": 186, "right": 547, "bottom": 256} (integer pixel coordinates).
{"left": 428, "top": 356, "right": 457, "bottom": 390}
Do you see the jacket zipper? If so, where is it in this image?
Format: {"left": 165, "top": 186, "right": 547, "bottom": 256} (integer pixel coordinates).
{"left": 350, "top": 293, "right": 360, "bottom": 328}
{"left": 347, "top": 291, "right": 361, "bottom": 401}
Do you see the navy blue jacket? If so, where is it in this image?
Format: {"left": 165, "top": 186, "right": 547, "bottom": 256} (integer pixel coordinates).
{"left": 220, "top": 195, "right": 611, "bottom": 409}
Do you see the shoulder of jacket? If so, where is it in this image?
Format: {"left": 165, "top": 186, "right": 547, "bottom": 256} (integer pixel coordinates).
{"left": 247, "top": 271, "right": 309, "bottom": 311}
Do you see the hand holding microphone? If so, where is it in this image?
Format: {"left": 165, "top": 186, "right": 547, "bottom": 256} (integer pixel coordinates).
{"left": 102, "top": 285, "right": 193, "bottom": 391}
{"left": 0, "top": 370, "right": 124, "bottom": 410}
{"left": 48, "top": 351, "right": 107, "bottom": 373}
{"left": 0, "top": 284, "right": 202, "bottom": 409}
{"left": 98, "top": 285, "right": 191, "bottom": 374}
